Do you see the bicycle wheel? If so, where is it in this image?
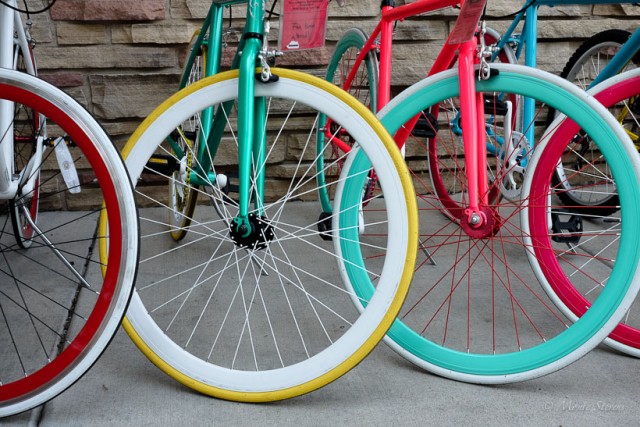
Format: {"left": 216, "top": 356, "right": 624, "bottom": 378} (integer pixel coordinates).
{"left": 120, "top": 68, "right": 417, "bottom": 401}
{"left": 9, "top": 40, "right": 41, "bottom": 249}
{"left": 562, "top": 29, "right": 639, "bottom": 88}
{"left": 0, "top": 70, "right": 138, "bottom": 416}
{"left": 316, "top": 27, "right": 379, "bottom": 217}
{"left": 167, "top": 30, "right": 203, "bottom": 241}
{"left": 551, "top": 29, "right": 640, "bottom": 213}
{"left": 540, "top": 68, "right": 640, "bottom": 357}
{"left": 366, "top": 63, "right": 640, "bottom": 383}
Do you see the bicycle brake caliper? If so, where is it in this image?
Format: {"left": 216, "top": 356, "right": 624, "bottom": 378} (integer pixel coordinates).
{"left": 257, "top": 21, "right": 281, "bottom": 83}
{"left": 478, "top": 21, "right": 498, "bottom": 81}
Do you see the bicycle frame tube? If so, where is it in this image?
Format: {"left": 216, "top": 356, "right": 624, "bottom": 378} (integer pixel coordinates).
{"left": 173, "top": 5, "right": 219, "bottom": 163}
{"left": 0, "top": 2, "right": 42, "bottom": 200}
{"left": 236, "top": 2, "right": 264, "bottom": 223}
{"left": 378, "top": 0, "right": 460, "bottom": 109}
{"left": 492, "top": 8, "right": 526, "bottom": 61}
{"left": 383, "top": 0, "right": 488, "bottom": 217}
{"left": 378, "top": 6, "right": 394, "bottom": 109}
{"left": 341, "top": 0, "right": 461, "bottom": 114}
{"left": 521, "top": 5, "right": 537, "bottom": 146}
{"left": 0, "top": 2, "right": 12, "bottom": 69}
{"left": 13, "top": 15, "right": 35, "bottom": 75}
{"left": 495, "top": 0, "right": 640, "bottom": 62}
{"left": 197, "top": 4, "right": 225, "bottom": 177}
{"left": 376, "top": 0, "right": 461, "bottom": 148}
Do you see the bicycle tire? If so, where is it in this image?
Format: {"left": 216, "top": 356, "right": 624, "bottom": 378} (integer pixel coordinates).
{"left": 120, "top": 68, "right": 417, "bottom": 401}
{"left": 551, "top": 29, "right": 640, "bottom": 214}
{"left": 316, "top": 27, "right": 379, "bottom": 215}
{"left": 562, "top": 29, "right": 639, "bottom": 86}
{"left": 367, "top": 63, "right": 640, "bottom": 383}
{"left": 0, "top": 69, "right": 139, "bottom": 416}
{"left": 167, "top": 30, "right": 203, "bottom": 241}
{"left": 539, "top": 68, "right": 640, "bottom": 358}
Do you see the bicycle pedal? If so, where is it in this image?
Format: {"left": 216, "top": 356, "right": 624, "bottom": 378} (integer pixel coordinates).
{"left": 411, "top": 111, "right": 438, "bottom": 138}
{"left": 44, "top": 135, "right": 75, "bottom": 147}
{"left": 484, "top": 98, "right": 509, "bottom": 116}
{"left": 551, "top": 208, "right": 583, "bottom": 244}
{"left": 169, "top": 129, "right": 197, "bottom": 142}
{"left": 145, "top": 155, "right": 179, "bottom": 176}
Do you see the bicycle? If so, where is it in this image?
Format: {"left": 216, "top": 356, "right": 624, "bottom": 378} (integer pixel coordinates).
{"left": 113, "top": 0, "right": 419, "bottom": 401}
{"left": 0, "top": 0, "right": 139, "bottom": 417}
{"left": 324, "top": 0, "right": 640, "bottom": 383}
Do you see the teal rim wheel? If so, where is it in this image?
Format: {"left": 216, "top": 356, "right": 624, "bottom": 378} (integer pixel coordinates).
{"left": 356, "top": 64, "right": 640, "bottom": 382}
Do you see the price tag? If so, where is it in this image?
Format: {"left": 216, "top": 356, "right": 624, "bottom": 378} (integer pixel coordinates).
{"left": 448, "top": 0, "right": 486, "bottom": 44}
{"left": 279, "top": 0, "right": 328, "bottom": 51}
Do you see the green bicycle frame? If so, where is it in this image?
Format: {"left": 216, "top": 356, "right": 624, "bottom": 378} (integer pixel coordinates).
{"left": 175, "top": 0, "right": 268, "bottom": 234}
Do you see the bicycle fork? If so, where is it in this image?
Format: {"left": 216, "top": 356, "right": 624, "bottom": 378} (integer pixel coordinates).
{"left": 0, "top": 2, "right": 15, "bottom": 196}
{"left": 228, "top": 13, "right": 275, "bottom": 250}
{"left": 457, "top": 39, "right": 494, "bottom": 236}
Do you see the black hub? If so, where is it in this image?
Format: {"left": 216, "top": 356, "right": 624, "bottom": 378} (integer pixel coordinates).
{"left": 229, "top": 213, "right": 275, "bottom": 250}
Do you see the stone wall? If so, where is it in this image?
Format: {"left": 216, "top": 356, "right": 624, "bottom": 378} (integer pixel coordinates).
{"left": 26, "top": 0, "right": 639, "bottom": 147}
{"left": 16, "top": 1, "right": 638, "bottom": 209}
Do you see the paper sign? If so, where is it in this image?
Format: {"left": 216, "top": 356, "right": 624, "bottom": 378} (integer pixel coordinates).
{"left": 448, "top": 0, "right": 487, "bottom": 44}
{"left": 279, "top": 0, "right": 328, "bottom": 51}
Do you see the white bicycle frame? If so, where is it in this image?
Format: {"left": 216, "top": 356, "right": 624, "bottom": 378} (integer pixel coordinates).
{"left": 0, "top": 0, "right": 43, "bottom": 200}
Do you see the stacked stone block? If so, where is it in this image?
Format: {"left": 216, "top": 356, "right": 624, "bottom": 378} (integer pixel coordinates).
{"left": 26, "top": 0, "right": 639, "bottom": 208}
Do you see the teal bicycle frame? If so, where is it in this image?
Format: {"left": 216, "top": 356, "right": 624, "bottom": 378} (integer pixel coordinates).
{"left": 493, "top": 0, "right": 640, "bottom": 146}
{"left": 172, "top": 0, "right": 268, "bottom": 235}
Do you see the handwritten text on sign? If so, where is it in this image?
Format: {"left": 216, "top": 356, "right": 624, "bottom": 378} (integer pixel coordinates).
{"left": 279, "top": 0, "right": 328, "bottom": 51}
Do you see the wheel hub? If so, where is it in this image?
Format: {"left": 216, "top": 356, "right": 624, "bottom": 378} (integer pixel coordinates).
{"left": 229, "top": 213, "right": 275, "bottom": 250}
{"left": 460, "top": 205, "right": 501, "bottom": 239}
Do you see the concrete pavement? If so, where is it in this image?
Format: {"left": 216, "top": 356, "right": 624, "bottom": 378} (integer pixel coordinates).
{"left": 3, "top": 317, "right": 640, "bottom": 426}
{"left": 3, "top": 203, "right": 640, "bottom": 426}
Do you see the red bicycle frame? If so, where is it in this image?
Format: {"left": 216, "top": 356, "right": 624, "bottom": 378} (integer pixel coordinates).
{"left": 331, "top": 0, "right": 490, "bottom": 226}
